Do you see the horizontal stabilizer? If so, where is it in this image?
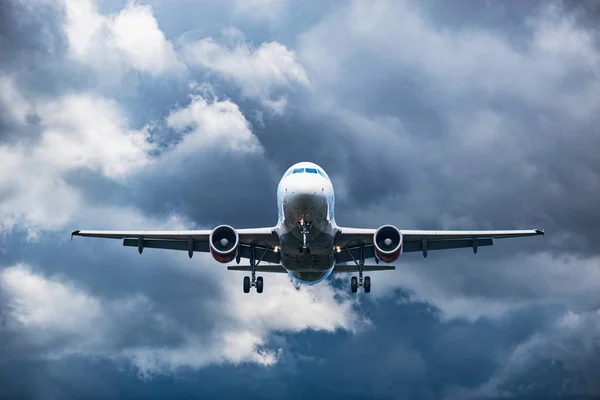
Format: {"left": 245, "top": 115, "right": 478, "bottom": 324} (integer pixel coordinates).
{"left": 332, "top": 265, "right": 395, "bottom": 273}
{"left": 227, "top": 265, "right": 396, "bottom": 274}
{"left": 227, "top": 265, "right": 288, "bottom": 273}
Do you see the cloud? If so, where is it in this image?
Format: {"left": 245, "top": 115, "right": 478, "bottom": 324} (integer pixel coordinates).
{"left": 297, "top": 0, "right": 600, "bottom": 256}
{"left": 183, "top": 29, "right": 310, "bottom": 113}
{"left": 0, "top": 72, "right": 263, "bottom": 233}
{"left": 0, "top": 81, "right": 154, "bottom": 231}
{"left": 0, "top": 260, "right": 359, "bottom": 378}
{"left": 2, "top": 0, "right": 600, "bottom": 398}
{"left": 166, "top": 91, "right": 262, "bottom": 154}
{"left": 453, "top": 308, "right": 600, "bottom": 399}
{"left": 62, "top": 0, "right": 183, "bottom": 81}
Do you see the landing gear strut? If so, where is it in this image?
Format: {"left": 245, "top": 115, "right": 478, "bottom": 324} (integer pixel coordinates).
{"left": 346, "top": 244, "right": 371, "bottom": 293}
{"left": 243, "top": 244, "right": 266, "bottom": 293}
{"left": 298, "top": 220, "right": 312, "bottom": 254}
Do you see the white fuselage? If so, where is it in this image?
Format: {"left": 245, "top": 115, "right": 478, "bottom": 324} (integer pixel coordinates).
{"left": 274, "top": 162, "right": 338, "bottom": 284}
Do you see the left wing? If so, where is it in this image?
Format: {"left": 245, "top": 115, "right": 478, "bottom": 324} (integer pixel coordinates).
{"left": 334, "top": 227, "right": 544, "bottom": 263}
{"left": 71, "top": 227, "right": 281, "bottom": 263}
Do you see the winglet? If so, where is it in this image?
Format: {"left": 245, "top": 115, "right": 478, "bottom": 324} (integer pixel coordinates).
{"left": 71, "top": 229, "right": 80, "bottom": 241}
{"left": 535, "top": 229, "right": 545, "bottom": 236}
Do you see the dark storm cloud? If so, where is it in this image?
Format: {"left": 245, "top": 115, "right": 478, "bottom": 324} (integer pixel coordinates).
{"left": 293, "top": 0, "right": 600, "bottom": 257}
{"left": 1, "top": 0, "right": 600, "bottom": 399}
{"left": 0, "top": 0, "right": 95, "bottom": 97}
{"left": 132, "top": 148, "right": 279, "bottom": 228}
{"left": 2, "top": 292, "right": 597, "bottom": 399}
{"left": 0, "top": 1, "right": 64, "bottom": 73}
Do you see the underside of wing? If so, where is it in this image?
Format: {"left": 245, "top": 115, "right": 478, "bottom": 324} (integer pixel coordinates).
{"left": 71, "top": 226, "right": 280, "bottom": 263}
{"left": 334, "top": 226, "right": 544, "bottom": 261}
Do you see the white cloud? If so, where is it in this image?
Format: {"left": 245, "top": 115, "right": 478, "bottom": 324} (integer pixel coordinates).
{"left": 35, "top": 95, "right": 155, "bottom": 178}
{"left": 0, "top": 80, "right": 155, "bottom": 231}
{"left": 62, "top": 0, "right": 183, "bottom": 80}
{"left": 166, "top": 93, "right": 263, "bottom": 154}
{"left": 0, "top": 260, "right": 359, "bottom": 376}
{"left": 183, "top": 30, "right": 310, "bottom": 113}
{"left": 364, "top": 251, "right": 600, "bottom": 324}
{"left": 0, "top": 76, "right": 33, "bottom": 124}
{"left": 0, "top": 73, "right": 265, "bottom": 234}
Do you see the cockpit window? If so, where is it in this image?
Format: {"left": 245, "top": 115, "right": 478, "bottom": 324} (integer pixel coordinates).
{"left": 306, "top": 168, "right": 318, "bottom": 174}
{"left": 317, "top": 169, "right": 325, "bottom": 177}
{"left": 292, "top": 168, "right": 305, "bottom": 174}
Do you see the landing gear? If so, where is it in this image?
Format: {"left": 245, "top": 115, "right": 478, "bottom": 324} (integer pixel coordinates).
{"left": 298, "top": 220, "right": 312, "bottom": 254}
{"left": 243, "top": 244, "right": 266, "bottom": 293}
{"left": 345, "top": 244, "right": 372, "bottom": 293}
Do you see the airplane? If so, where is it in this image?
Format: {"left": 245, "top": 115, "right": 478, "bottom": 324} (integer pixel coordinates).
{"left": 72, "top": 161, "right": 544, "bottom": 294}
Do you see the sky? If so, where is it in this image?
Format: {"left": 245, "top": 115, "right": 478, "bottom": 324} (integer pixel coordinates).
{"left": 0, "top": 0, "right": 599, "bottom": 399}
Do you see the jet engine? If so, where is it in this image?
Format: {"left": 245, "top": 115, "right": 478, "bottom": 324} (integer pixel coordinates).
{"left": 209, "top": 225, "right": 239, "bottom": 263}
{"left": 373, "top": 225, "right": 403, "bottom": 263}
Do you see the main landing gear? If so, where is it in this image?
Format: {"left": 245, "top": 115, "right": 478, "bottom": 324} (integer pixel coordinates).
{"left": 346, "top": 245, "right": 371, "bottom": 293}
{"left": 298, "top": 220, "right": 312, "bottom": 254}
{"left": 243, "top": 244, "right": 266, "bottom": 294}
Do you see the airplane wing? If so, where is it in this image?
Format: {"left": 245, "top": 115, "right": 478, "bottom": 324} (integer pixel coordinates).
{"left": 334, "top": 227, "right": 544, "bottom": 262}
{"left": 71, "top": 227, "right": 281, "bottom": 263}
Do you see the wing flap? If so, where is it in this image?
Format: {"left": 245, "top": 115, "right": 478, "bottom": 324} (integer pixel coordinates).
{"left": 122, "top": 239, "right": 281, "bottom": 263}
{"left": 402, "top": 238, "right": 493, "bottom": 252}
{"left": 123, "top": 238, "right": 209, "bottom": 252}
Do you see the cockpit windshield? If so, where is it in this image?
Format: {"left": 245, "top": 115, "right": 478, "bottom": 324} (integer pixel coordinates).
{"left": 285, "top": 167, "right": 328, "bottom": 179}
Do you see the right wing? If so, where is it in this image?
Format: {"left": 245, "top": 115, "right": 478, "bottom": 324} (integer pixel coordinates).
{"left": 71, "top": 227, "right": 281, "bottom": 263}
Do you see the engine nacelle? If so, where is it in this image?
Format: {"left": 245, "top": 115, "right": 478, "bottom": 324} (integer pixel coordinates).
{"left": 209, "top": 225, "right": 239, "bottom": 263}
{"left": 373, "top": 225, "right": 403, "bottom": 263}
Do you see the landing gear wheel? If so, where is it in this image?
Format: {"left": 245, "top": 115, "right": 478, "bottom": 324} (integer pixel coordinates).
{"left": 364, "top": 276, "right": 371, "bottom": 293}
{"left": 351, "top": 276, "right": 358, "bottom": 293}
{"left": 256, "top": 276, "right": 264, "bottom": 293}
{"left": 243, "top": 276, "right": 250, "bottom": 293}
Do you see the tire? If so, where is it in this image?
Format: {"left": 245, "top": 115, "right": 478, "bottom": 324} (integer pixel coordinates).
{"left": 364, "top": 276, "right": 371, "bottom": 293}
{"left": 243, "top": 276, "right": 251, "bottom": 293}
{"left": 351, "top": 276, "right": 358, "bottom": 293}
{"left": 256, "top": 276, "right": 264, "bottom": 293}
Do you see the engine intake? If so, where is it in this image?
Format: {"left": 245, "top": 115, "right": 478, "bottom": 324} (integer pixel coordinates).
{"left": 373, "top": 225, "right": 403, "bottom": 263}
{"left": 209, "top": 225, "right": 239, "bottom": 263}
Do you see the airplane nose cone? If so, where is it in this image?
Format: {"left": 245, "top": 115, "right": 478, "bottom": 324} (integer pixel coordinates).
{"left": 287, "top": 174, "right": 324, "bottom": 195}
{"left": 284, "top": 176, "right": 328, "bottom": 222}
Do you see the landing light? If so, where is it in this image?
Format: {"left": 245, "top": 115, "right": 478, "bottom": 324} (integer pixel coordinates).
{"left": 274, "top": 246, "right": 280, "bottom": 253}
{"left": 336, "top": 246, "right": 341, "bottom": 253}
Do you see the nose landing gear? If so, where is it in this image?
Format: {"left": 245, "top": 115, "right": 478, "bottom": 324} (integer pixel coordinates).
{"left": 298, "top": 220, "right": 312, "bottom": 254}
